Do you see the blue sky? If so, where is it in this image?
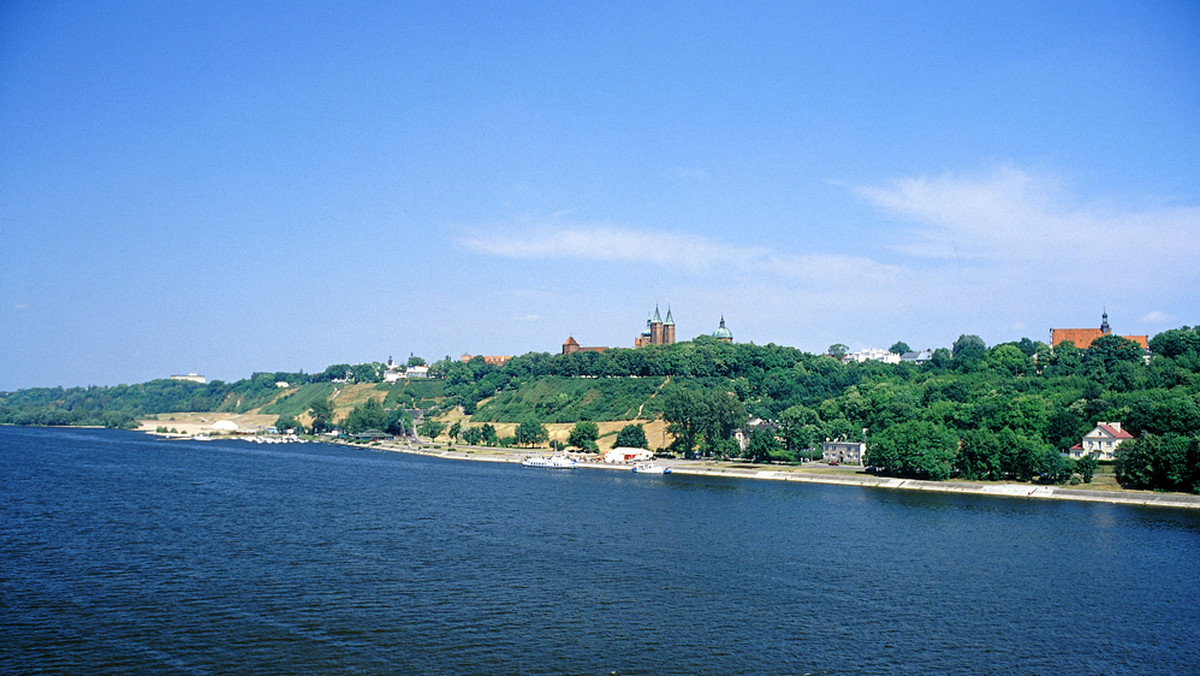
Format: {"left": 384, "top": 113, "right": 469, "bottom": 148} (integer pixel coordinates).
{"left": 2, "top": 1, "right": 1198, "bottom": 390}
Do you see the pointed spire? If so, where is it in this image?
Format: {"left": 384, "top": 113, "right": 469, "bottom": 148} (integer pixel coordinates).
{"left": 653, "top": 305, "right": 662, "bottom": 324}
{"left": 664, "top": 306, "right": 674, "bottom": 326}
{"left": 1101, "top": 308, "right": 1111, "bottom": 334}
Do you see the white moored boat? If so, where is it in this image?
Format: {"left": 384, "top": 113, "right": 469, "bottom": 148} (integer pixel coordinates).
{"left": 522, "top": 454, "right": 577, "bottom": 469}
{"left": 631, "top": 463, "right": 671, "bottom": 474}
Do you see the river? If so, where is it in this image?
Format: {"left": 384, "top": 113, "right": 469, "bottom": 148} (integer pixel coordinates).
{"left": 2, "top": 426, "right": 1198, "bottom": 674}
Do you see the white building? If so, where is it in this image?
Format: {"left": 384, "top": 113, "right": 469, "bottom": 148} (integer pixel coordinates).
{"left": 170, "top": 372, "right": 206, "bottom": 384}
{"left": 900, "top": 349, "right": 933, "bottom": 364}
{"left": 822, "top": 440, "right": 866, "bottom": 465}
{"left": 842, "top": 348, "right": 901, "bottom": 364}
{"left": 604, "top": 447, "right": 653, "bottom": 463}
{"left": 405, "top": 365, "right": 430, "bottom": 379}
{"left": 1067, "top": 422, "right": 1133, "bottom": 461}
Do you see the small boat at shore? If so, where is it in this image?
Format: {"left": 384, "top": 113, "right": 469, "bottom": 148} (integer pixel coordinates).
{"left": 631, "top": 463, "right": 671, "bottom": 474}
{"left": 522, "top": 454, "right": 577, "bottom": 469}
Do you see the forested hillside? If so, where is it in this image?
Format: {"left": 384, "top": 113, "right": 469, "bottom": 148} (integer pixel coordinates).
{"left": 4, "top": 327, "right": 1199, "bottom": 492}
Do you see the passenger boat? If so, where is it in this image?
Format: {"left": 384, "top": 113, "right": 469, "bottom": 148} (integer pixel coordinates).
{"left": 631, "top": 463, "right": 671, "bottom": 474}
{"left": 522, "top": 454, "right": 577, "bottom": 469}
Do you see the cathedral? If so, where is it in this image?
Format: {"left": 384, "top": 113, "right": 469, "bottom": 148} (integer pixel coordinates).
{"left": 635, "top": 306, "right": 676, "bottom": 347}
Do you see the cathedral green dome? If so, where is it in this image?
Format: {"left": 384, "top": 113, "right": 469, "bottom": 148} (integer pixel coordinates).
{"left": 712, "top": 316, "right": 732, "bottom": 341}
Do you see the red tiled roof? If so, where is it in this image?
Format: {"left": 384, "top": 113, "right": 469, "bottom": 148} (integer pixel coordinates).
{"left": 1050, "top": 328, "right": 1149, "bottom": 349}
{"left": 1097, "top": 424, "right": 1133, "bottom": 439}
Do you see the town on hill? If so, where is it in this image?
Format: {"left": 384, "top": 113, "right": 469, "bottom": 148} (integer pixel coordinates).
{"left": 3, "top": 311, "right": 1198, "bottom": 495}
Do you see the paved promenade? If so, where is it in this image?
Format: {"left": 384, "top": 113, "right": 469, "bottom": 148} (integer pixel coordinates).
{"left": 365, "top": 440, "right": 1200, "bottom": 511}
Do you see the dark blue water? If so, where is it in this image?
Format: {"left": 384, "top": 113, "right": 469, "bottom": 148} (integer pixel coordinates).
{"left": 3, "top": 427, "right": 1199, "bottom": 674}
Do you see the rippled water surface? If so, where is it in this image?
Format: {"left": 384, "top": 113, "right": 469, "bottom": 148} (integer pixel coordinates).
{"left": 3, "top": 426, "right": 1200, "bottom": 674}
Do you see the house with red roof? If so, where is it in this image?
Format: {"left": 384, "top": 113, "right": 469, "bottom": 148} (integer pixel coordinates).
{"left": 1067, "top": 422, "right": 1134, "bottom": 461}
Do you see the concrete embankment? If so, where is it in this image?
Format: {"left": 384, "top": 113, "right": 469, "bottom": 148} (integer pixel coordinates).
{"left": 664, "top": 464, "right": 1200, "bottom": 510}
{"left": 359, "top": 440, "right": 1200, "bottom": 511}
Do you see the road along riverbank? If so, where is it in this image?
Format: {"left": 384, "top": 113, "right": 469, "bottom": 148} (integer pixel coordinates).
{"left": 358, "top": 440, "right": 1200, "bottom": 511}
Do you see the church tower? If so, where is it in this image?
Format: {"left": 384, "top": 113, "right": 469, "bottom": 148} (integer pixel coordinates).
{"left": 664, "top": 307, "right": 675, "bottom": 344}
{"left": 650, "top": 306, "right": 664, "bottom": 345}
{"left": 1101, "top": 309, "right": 1111, "bottom": 335}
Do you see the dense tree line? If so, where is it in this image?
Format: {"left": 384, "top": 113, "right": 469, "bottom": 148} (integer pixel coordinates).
{"left": 6, "top": 326, "right": 1200, "bottom": 492}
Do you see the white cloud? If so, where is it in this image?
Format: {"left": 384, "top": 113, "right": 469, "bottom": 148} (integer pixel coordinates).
{"left": 1142, "top": 311, "right": 1170, "bottom": 324}
{"left": 458, "top": 222, "right": 903, "bottom": 292}
{"left": 458, "top": 223, "right": 767, "bottom": 272}
{"left": 853, "top": 166, "right": 1200, "bottom": 294}
{"left": 456, "top": 167, "right": 1198, "bottom": 348}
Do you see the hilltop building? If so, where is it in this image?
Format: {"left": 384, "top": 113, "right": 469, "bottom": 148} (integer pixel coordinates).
{"left": 461, "top": 354, "right": 512, "bottom": 366}
{"left": 712, "top": 316, "right": 733, "bottom": 343}
{"left": 1051, "top": 311, "right": 1148, "bottom": 350}
{"left": 170, "top": 372, "right": 206, "bottom": 384}
{"left": 842, "top": 348, "right": 901, "bottom": 364}
{"left": 562, "top": 337, "right": 608, "bottom": 355}
{"left": 635, "top": 306, "right": 676, "bottom": 347}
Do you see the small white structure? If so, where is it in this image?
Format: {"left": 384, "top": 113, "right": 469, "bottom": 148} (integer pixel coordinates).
{"left": 212, "top": 420, "right": 239, "bottom": 433}
{"left": 842, "top": 348, "right": 901, "bottom": 364}
{"left": 604, "top": 447, "right": 653, "bottom": 464}
{"left": 170, "top": 372, "right": 206, "bottom": 384}
{"left": 822, "top": 440, "right": 866, "bottom": 465}
{"left": 1067, "top": 422, "right": 1133, "bottom": 461}
{"left": 901, "top": 349, "right": 933, "bottom": 364}
{"left": 405, "top": 365, "right": 430, "bottom": 379}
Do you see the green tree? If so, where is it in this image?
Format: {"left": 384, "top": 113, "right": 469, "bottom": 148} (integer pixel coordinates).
{"left": 615, "top": 423, "right": 649, "bottom": 449}
{"left": 828, "top": 344, "right": 849, "bottom": 360}
{"left": 1075, "top": 454, "right": 1097, "bottom": 483}
{"left": 461, "top": 426, "right": 482, "bottom": 446}
{"left": 745, "top": 427, "right": 786, "bottom": 463}
{"left": 274, "top": 415, "right": 302, "bottom": 434}
{"left": 418, "top": 419, "right": 446, "bottom": 440}
{"left": 661, "top": 387, "right": 747, "bottom": 457}
{"left": 309, "top": 398, "right": 334, "bottom": 434}
{"left": 889, "top": 341, "right": 911, "bottom": 355}
{"left": 481, "top": 423, "right": 499, "bottom": 447}
{"left": 1116, "top": 433, "right": 1197, "bottom": 491}
{"left": 344, "top": 398, "right": 389, "bottom": 434}
{"left": 779, "top": 404, "right": 821, "bottom": 453}
{"left": 868, "top": 421, "right": 958, "bottom": 480}
{"left": 952, "top": 334, "right": 987, "bottom": 370}
{"left": 957, "top": 429, "right": 1003, "bottom": 481}
{"left": 448, "top": 421, "right": 462, "bottom": 443}
{"left": 986, "top": 344, "right": 1032, "bottom": 377}
{"left": 516, "top": 420, "right": 548, "bottom": 447}
{"left": 1037, "top": 448, "right": 1072, "bottom": 484}
{"left": 567, "top": 421, "right": 600, "bottom": 450}
{"left": 407, "top": 355, "right": 427, "bottom": 367}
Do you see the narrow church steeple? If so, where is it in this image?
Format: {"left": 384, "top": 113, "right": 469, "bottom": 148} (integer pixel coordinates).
{"left": 1101, "top": 308, "right": 1111, "bottom": 335}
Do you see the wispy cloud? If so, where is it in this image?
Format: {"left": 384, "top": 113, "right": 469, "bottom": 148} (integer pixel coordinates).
{"left": 457, "top": 166, "right": 1199, "bottom": 343}
{"left": 853, "top": 166, "right": 1200, "bottom": 292}
{"left": 458, "top": 222, "right": 901, "bottom": 289}
{"left": 1142, "top": 311, "right": 1170, "bottom": 324}
{"left": 458, "top": 223, "right": 765, "bottom": 272}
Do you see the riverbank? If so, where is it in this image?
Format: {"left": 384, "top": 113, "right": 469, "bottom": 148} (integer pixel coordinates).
{"left": 362, "top": 439, "right": 1200, "bottom": 511}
